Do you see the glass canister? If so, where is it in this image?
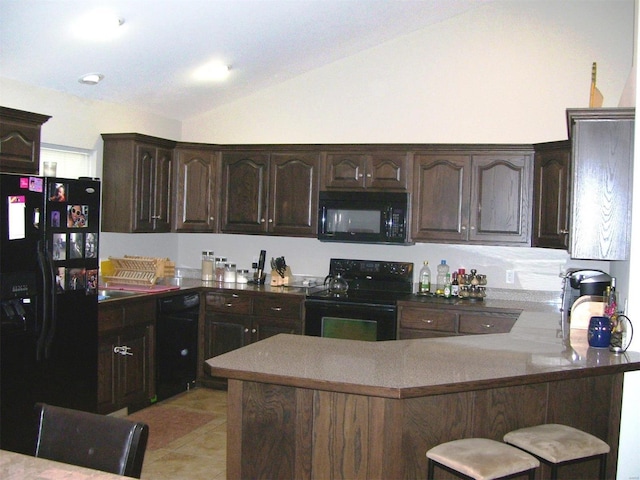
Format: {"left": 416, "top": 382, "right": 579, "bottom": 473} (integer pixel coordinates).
{"left": 224, "top": 263, "right": 237, "bottom": 283}
{"left": 236, "top": 269, "right": 250, "bottom": 284}
{"left": 201, "top": 251, "right": 214, "bottom": 281}
{"left": 215, "top": 257, "right": 227, "bottom": 282}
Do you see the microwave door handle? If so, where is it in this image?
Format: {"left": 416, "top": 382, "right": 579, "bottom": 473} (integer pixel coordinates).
{"left": 320, "top": 206, "right": 327, "bottom": 234}
{"left": 384, "top": 207, "right": 392, "bottom": 239}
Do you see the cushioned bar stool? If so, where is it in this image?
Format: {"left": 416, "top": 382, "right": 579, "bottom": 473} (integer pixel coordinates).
{"left": 426, "top": 438, "right": 539, "bottom": 480}
{"left": 503, "top": 424, "right": 610, "bottom": 480}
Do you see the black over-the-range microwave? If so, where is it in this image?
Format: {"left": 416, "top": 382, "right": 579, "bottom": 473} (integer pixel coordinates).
{"left": 317, "top": 191, "right": 411, "bottom": 244}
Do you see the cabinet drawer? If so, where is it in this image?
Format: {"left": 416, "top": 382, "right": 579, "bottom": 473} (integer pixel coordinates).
{"left": 253, "top": 296, "right": 302, "bottom": 319}
{"left": 458, "top": 313, "right": 517, "bottom": 334}
{"left": 205, "top": 292, "right": 252, "bottom": 314}
{"left": 399, "top": 307, "right": 456, "bottom": 332}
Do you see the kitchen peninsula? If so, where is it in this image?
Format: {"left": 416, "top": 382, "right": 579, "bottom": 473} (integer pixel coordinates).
{"left": 205, "top": 306, "right": 640, "bottom": 479}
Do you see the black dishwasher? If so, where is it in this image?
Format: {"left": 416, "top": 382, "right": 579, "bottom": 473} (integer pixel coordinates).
{"left": 156, "top": 293, "right": 200, "bottom": 401}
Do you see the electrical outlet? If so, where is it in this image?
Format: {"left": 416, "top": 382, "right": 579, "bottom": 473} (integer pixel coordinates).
{"left": 506, "top": 270, "right": 515, "bottom": 284}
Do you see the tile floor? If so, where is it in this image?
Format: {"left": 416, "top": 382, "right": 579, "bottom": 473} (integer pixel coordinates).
{"left": 133, "top": 388, "right": 227, "bottom": 480}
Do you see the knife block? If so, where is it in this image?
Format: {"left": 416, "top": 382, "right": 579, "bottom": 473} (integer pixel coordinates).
{"left": 270, "top": 266, "right": 293, "bottom": 286}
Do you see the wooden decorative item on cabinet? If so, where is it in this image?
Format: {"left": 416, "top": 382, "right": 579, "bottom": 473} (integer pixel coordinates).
{"left": 0, "top": 106, "right": 51, "bottom": 174}
{"left": 200, "top": 290, "right": 303, "bottom": 387}
{"left": 101, "top": 133, "right": 176, "bottom": 233}
{"left": 567, "top": 108, "right": 634, "bottom": 260}
{"left": 220, "top": 148, "right": 320, "bottom": 236}
{"left": 532, "top": 140, "right": 571, "bottom": 249}
{"left": 98, "top": 299, "right": 156, "bottom": 414}
{"left": 397, "top": 301, "right": 520, "bottom": 339}
{"left": 321, "top": 150, "right": 410, "bottom": 191}
{"left": 412, "top": 146, "right": 533, "bottom": 245}
{"left": 173, "top": 143, "right": 219, "bottom": 232}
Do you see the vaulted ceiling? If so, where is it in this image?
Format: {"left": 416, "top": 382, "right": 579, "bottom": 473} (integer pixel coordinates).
{"left": 0, "top": 0, "right": 488, "bottom": 120}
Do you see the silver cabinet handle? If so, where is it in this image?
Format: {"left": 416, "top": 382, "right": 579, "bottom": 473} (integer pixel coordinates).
{"left": 461, "top": 226, "right": 467, "bottom": 231}
{"left": 422, "top": 319, "right": 434, "bottom": 324}
{"left": 232, "top": 294, "right": 239, "bottom": 298}
{"left": 225, "top": 303, "right": 233, "bottom": 307}
{"left": 270, "top": 306, "right": 282, "bottom": 311}
{"left": 366, "top": 173, "right": 372, "bottom": 178}
{"left": 114, "top": 346, "right": 133, "bottom": 356}
{"left": 251, "top": 328, "right": 257, "bottom": 334}
{"left": 260, "top": 218, "right": 266, "bottom": 223}
{"left": 244, "top": 328, "right": 249, "bottom": 333}
{"left": 482, "top": 324, "right": 494, "bottom": 329}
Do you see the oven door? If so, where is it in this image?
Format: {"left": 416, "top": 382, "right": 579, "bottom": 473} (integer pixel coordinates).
{"left": 304, "top": 299, "right": 397, "bottom": 341}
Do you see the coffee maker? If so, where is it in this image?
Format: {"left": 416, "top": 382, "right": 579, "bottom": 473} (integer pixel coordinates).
{"left": 561, "top": 268, "right": 612, "bottom": 337}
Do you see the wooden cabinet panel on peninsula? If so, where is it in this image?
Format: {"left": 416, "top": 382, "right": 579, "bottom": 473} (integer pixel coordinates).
{"left": 220, "top": 149, "right": 320, "bottom": 236}
{"left": 567, "top": 108, "right": 634, "bottom": 260}
{"left": 397, "top": 301, "right": 520, "bottom": 339}
{"left": 412, "top": 148, "right": 533, "bottom": 245}
{"left": 532, "top": 140, "right": 571, "bottom": 249}
{"left": 321, "top": 150, "right": 410, "bottom": 191}
{"left": 0, "top": 106, "right": 51, "bottom": 174}
{"left": 173, "top": 144, "right": 218, "bottom": 232}
{"left": 200, "top": 290, "right": 303, "bottom": 386}
{"left": 97, "top": 299, "right": 155, "bottom": 414}
{"left": 101, "top": 133, "right": 176, "bottom": 232}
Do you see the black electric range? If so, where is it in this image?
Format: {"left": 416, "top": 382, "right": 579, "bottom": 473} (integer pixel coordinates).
{"left": 305, "top": 259, "right": 414, "bottom": 340}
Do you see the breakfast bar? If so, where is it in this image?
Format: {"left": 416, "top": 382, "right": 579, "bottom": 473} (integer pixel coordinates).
{"left": 205, "top": 308, "right": 640, "bottom": 479}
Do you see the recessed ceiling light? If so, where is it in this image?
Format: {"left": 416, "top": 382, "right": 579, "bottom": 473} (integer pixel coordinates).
{"left": 79, "top": 73, "right": 104, "bottom": 85}
{"left": 73, "top": 9, "right": 124, "bottom": 40}
{"left": 193, "top": 62, "right": 231, "bottom": 82}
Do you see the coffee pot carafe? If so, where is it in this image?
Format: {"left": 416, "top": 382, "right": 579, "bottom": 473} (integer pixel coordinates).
{"left": 561, "top": 269, "right": 612, "bottom": 338}
{"left": 324, "top": 273, "right": 349, "bottom": 294}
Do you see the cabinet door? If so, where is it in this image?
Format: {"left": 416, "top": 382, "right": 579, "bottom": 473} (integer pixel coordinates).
{"left": 569, "top": 111, "right": 634, "bottom": 260}
{"left": 323, "top": 153, "right": 367, "bottom": 189}
{"left": 532, "top": 142, "right": 570, "bottom": 248}
{"left": 174, "top": 147, "right": 217, "bottom": 232}
{"left": 269, "top": 153, "right": 319, "bottom": 236}
{"left": 97, "top": 333, "right": 118, "bottom": 414}
{"left": 470, "top": 154, "right": 532, "bottom": 245}
{"left": 254, "top": 317, "right": 301, "bottom": 341}
{"left": 220, "top": 152, "right": 269, "bottom": 233}
{"left": 118, "top": 324, "right": 154, "bottom": 410}
{"left": 367, "top": 153, "right": 409, "bottom": 190}
{"left": 134, "top": 144, "right": 172, "bottom": 232}
{"left": 204, "top": 313, "right": 250, "bottom": 359}
{"left": 412, "top": 154, "right": 470, "bottom": 242}
{"left": 0, "top": 107, "right": 50, "bottom": 174}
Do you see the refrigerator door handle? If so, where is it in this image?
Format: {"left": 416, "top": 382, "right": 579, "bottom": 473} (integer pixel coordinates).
{"left": 43, "top": 244, "right": 57, "bottom": 360}
{"left": 35, "top": 241, "right": 49, "bottom": 361}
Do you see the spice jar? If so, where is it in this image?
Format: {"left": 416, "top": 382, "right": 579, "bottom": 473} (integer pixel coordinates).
{"left": 201, "top": 251, "right": 214, "bottom": 281}
{"left": 215, "top": 257, "right": 227, "bottom": 282}
{"left": 224, "top": 263, "right": 236, "bottom": 283}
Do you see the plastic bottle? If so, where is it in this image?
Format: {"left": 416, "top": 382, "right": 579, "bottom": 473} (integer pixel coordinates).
{"left": 436, "top": 260, "right": 449, "bottom": 292}
{"left": 443, "top": 273, "right": 452, "bottom": 298}
{"left": 419, "top": 261, "right": 431, "bottom": 294}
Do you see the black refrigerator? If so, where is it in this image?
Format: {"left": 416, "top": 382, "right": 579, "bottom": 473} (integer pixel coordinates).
{"left": 0, "top": 173, "right": 100, "bottom": 454}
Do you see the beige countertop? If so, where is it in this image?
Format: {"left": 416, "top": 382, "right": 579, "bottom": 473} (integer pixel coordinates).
{"left": 205, "top": 304, "right": 640, "bottom": 398}
{"left": 0, "top": 450, "right": 134, "bottom": 479}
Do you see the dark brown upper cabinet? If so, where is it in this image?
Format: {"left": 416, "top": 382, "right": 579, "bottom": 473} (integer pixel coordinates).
{"left": 412, "top": 147, "right": 533, "bottom": 245}
{"left": 220, "top": 148, "right": 320, "bottom": 237}
{"left": 321, "top": 150, "right": 410, "bottom": 191}
{"left": 173, "top": 144, "right": 219, "bottom": 233}
{"left": 532, "top": 141, "right": 571, "bottom": 249}
{"left": 0, "top": 106, "right": 51, "bottom": 174}
{"left": 567, "top": 108, "right": 634, "bottom": 260}
{"left": 102, "top": 133, "right": 176, "bottom": 233}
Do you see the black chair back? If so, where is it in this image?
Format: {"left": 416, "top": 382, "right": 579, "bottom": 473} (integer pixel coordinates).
{"left": 34, "top": 403, "right": 149, "bottom": 478}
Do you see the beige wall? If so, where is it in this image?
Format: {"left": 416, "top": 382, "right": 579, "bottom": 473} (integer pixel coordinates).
{"left": 182, "top": 0, "right": 634, "bottom": 144}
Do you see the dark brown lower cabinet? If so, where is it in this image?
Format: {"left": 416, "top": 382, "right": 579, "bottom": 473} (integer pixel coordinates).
{"left": 97, "top": 299, "right": 155, "bottom": 414}
{"left": 199, "top": 290, "right": 303, "bottom": 387}
{"left": 397, "top": 302, "right": 520, "bottom": 339}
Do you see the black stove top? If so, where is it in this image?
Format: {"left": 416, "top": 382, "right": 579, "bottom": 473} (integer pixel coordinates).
{"left": 306, "top": 258, "right": 414, "bottom": 305}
